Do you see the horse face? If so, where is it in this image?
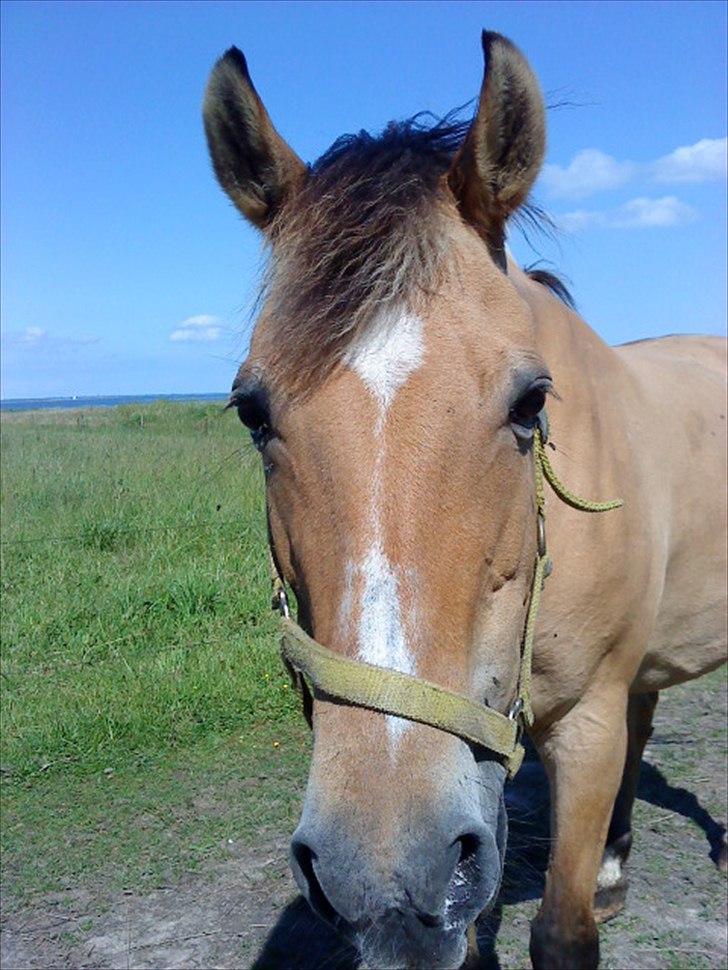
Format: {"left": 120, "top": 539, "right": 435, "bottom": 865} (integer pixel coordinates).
{"left": 234, "top": 223, "right": 547, "bottom": 967}
{"left": 205, "top": 29, "right": 547, "bottom": 970}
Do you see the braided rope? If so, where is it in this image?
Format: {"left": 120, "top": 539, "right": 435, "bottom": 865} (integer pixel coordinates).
{"left": 534, "top": 429, "right": 624, "bottom": 514}
{"left": 516, "top": 427, "right": 623, "bottom": 725}
{"left": 517, "top": 551, "right": 548, "bottom": 727}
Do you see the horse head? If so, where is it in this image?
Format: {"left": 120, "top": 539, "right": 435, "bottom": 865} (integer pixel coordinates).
{"left": 205, "top": 32, "right": 550, "bottom": 970}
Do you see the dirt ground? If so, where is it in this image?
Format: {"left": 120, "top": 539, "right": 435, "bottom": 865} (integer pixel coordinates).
{"left": 2, "top": 673, "right": 726, "bottom": 970}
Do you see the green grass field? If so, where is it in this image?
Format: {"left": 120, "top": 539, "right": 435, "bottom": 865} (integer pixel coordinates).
{"left": 1, "top": 401, "right": 299, "bottom": 784}
{"left": 1, "top": 402, "right": 310, "bottom": 903}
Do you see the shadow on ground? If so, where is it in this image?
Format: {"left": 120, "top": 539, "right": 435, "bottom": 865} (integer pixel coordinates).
{"left": 637, "top": 761, "right": 726, "bottom": 868}
{"left": 251, "top": 739, "right": 726, "bottom": 970}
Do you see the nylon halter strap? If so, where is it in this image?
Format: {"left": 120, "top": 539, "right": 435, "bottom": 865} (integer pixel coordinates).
{"left": 269, "top": 421, "right": 622, "bottom": 777}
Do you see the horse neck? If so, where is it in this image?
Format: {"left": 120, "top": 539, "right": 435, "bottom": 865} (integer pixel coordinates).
{"left": 508, "top": 262, "right": 627, "bottom": 408}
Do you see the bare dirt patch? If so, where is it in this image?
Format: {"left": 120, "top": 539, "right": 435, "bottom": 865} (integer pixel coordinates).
{"left": 2, "top": 674, "right": 726, "bottom": 970}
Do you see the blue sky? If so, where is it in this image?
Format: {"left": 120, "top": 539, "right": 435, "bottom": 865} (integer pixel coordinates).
{"left": 1, "top": 0, "right": 726, "bottom": 399}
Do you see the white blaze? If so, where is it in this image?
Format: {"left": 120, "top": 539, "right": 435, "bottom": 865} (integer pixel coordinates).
{"left": 343, "top": 306, "right": 425, "bottom": 748}
{"left": 357, "top": 544, "right": 413, "bottom": 674}
{"left": 345, "top": 307, "right": 425, "bottom": 411}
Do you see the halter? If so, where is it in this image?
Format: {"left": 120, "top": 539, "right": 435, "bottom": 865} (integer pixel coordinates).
{"left": 268, "top": 420, "right": 622, "bottom": 777}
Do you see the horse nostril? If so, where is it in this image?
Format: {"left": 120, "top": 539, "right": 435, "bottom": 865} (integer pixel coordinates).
{"left": 443, "top": 831, "right": 487, "bottom": 924}
{"left": 290, "top": 837, "right": 340, "bottom": 927}
{"left": 456, "top": 831, "right": 482, "bottom": 868}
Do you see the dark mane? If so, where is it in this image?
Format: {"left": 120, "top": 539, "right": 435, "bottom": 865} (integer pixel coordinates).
{"left": 261, "top": 113, "right": 563, "bottom": 391}
{"left": 524, "top": 265, "right": 576, "bottom": 309}
{"left": 312, "top": 113, "right": 470, "bottom": 181}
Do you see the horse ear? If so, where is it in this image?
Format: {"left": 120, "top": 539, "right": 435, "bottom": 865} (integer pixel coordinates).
{"left": 203, "top": 47, "right": 307, "bottom": 230}
{"left": 448, "top": 32, "right": 546, "bottom": 269}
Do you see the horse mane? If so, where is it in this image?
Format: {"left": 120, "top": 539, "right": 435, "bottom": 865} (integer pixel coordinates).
{"left": 524, "top": 265, "right": 576, "bottom": 310}
{"left": 261, "top": 112, "right": 565, "bottom": 391}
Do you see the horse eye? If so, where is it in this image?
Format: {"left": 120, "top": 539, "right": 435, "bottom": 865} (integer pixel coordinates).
{"left": 509, "top": 380, "right": 550, "bottom": 437}
{"left": 239, "top": 401, "right": 273, "bottom": 450}
{"left": 229, "top": 382, "right": 274, "bottom": 450}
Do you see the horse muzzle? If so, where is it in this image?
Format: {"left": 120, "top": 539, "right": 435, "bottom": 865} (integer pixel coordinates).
{"left": 290, "top": 766, "right": 507, "bottom": 969}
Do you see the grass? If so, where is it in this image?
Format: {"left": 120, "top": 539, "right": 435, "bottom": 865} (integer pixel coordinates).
{"left": 2, "top": 719, "right": 310, "bottom": 906}
{"left": 1, "top": 401, "right": 312, "bottom": 906}
{"left": 0, "top": 401, "right": 299, "bottom": 783}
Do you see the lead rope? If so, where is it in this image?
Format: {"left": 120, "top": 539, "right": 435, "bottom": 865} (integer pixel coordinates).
{"left": 516, "top": 427, "right": 623, "bottom": 726}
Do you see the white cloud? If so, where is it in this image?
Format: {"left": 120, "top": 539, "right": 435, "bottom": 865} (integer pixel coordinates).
{"left": 558, "top": 210, "right": 601, "bottom": 232}
{"left": 559, "top": 196, "right": 697, "bottom": 232}
{"left": 541, "top": 149, "right": 635, "bottom": 200}
{"left": 3, "top": 327, "right": 46, "bottom": 347}
{"left": 2, "top": 326, "right": 98, "bottom": 349}
{"left": 611, "top": 196, "right": 697, "bottom": 228}
{"left": 652, "top": 137, "right": 727, "bottom": 184}
{"left": 542, "top": 137, "right": 727, "bottom": 200}
{"left": 8, "top": 326, "right": 46, "bottom": 346}
{"left": 169, "top": 314, "right": 223, "bottom": 343}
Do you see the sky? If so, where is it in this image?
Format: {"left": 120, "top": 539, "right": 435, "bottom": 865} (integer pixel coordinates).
{"left": 1, "top": 0, "right": 726, "bottom": 399}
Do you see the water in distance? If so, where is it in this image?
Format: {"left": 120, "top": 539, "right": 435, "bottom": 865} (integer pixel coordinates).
{"left": 0, "top": 393, "right": 227, "bottom": 413}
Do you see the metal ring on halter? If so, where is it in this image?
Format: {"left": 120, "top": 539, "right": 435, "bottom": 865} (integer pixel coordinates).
{"left": 275, "top": 588, "right": 290, "bottom": 619}
{"left": 507, "top": 697, "right": 524, "bottom": 721}
{"left": 537, "top": 512, "right": 547, "bottom": 558}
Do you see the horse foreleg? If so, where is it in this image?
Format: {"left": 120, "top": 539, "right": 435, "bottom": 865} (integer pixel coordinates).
{"left": 461, "top": 923, "right": 480, "bottom": 968}
{"left": 529, "top": 684, "right": 628, "bottom": 970}
{"left": 594, "top": 690, "right": 658, "bottom": 923}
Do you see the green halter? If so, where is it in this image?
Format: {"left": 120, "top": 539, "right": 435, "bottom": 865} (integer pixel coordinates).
{"left": 270, "top": 424, "right": 622, "bottom": 777}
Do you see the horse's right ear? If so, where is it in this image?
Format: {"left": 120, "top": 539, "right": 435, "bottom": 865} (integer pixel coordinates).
{"left": 203, "top": 47, "right": 307, "bottom": 231}
{"left": 447, "top": 32, "right": 546, "bottom": 269}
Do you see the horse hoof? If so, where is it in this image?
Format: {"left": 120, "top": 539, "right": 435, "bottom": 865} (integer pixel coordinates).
{"left": 593, "top": 878, "right": 628, "bottom": 924}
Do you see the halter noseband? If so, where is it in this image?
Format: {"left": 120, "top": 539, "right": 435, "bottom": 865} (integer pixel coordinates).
{"left": 268, "top": 421, "right": 622, "bottom": 777}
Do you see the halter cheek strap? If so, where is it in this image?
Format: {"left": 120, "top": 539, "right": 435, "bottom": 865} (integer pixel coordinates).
{"left": 269, "top": 421, "right": 622, "bottom": 777}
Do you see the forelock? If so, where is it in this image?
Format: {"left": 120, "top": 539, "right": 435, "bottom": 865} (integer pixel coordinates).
{"left": 257, "top": 115, "right": 471, "bottom": 393}
{"left": 248, "top": 113, "right": 569, "bottom": 395}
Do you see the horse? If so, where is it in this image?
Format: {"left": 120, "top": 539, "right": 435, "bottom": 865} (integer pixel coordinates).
{"left": 203, "top": 31, "right": 727, "bottom": 970}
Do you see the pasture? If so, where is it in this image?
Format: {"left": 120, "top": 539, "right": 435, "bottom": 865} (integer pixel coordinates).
{"left": 1, "top": 402, "right": 726, "bottom": 969}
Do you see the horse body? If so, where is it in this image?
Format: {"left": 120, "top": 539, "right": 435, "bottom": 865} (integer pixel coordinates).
{"left": 614, "top": 335, "right": 727, "bottom": 689}
{"left": 509, "top": 266, "right": 727, "bottom": 962}
{"left": 203, "top": 31, "right": 727, "bottom": 970}
{"left": 516, "top": 269, "right": 727, "bottom": 716}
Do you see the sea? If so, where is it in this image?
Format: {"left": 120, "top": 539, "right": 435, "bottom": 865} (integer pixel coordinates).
{"left": 0, "top": 393, "right": 228, "bottom": 413}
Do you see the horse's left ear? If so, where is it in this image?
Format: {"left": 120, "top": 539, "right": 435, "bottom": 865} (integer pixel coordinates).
{"left": 447, "top": 32, "right": 546, "bottom": 269}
